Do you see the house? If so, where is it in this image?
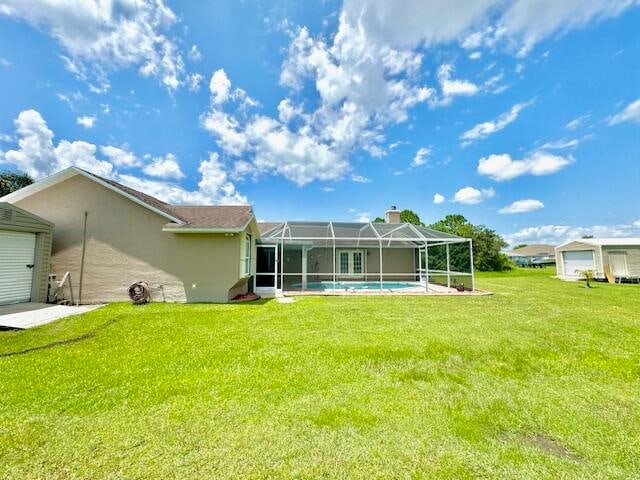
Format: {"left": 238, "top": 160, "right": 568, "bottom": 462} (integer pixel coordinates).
{"left": 1, "top": 168, "right": 474, "bottom": 303}
{"left": 505, "top": 244, "right": 556, "bottom": 267}
{"left": 2, "top": 167, "right": 259, "bottom": 303}
{"left": 555, "top": 238, "right": 640, "bottom": 282}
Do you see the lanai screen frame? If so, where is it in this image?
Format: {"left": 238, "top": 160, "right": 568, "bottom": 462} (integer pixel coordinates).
{"left": 258, "top": 221, "right": 475, "bottom": 292}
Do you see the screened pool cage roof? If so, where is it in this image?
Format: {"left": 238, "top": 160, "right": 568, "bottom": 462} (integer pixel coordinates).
{"left": 259, "top": 221, "right": 467, "bottom": 247}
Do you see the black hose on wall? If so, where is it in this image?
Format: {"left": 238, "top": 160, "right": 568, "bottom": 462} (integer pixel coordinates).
{"left": 128, "top": 281, "right": 150, "bottom": 304}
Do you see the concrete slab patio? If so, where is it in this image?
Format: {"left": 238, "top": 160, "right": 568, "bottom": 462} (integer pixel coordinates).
{"left": 0, "top": 303, "right": 103, "bottom": 330}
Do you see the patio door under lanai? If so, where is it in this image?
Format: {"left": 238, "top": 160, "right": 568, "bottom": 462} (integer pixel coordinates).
{"left": 336, "top": 250, "right": 365, "bottom": 279}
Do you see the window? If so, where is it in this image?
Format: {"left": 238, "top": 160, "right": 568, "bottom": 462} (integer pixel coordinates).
{"left": 243, "top": 234, "right": 252, "bottom": 276}
{"left": 353, "top": 251, "right": 362, "bottom": 274}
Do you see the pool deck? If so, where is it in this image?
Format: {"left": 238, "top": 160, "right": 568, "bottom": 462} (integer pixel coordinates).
{"left": 283, "top": 283, "right": 490, "bottom": 296}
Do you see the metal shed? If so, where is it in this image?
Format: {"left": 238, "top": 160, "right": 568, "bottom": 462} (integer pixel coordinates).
{"left": 0, "top": 202, "right": 53, "bottom": 305}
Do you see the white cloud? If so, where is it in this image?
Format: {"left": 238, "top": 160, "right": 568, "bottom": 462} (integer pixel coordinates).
{"left": 354, "top": 212, "right": 371, "bottom": 222}
{"left": 321, "top": 186, "right": 335, "bottom": 192}
{"left": 188, "top": 45, "right": 202, "bottom": 62}
{"left": 0, "top": 133, "right": 13, "bottom": 142}
{"left": 505, "top": 221, "right": 640, "bottom": 246}
{"left": 209, "top": 69, "right": 232, "bottom": 104}
{"left": 0, "top": 109, "right": 245, "bottom": 205}
{"left": 433, "top": 193, "right": 445, "bottom": 204}
{"left": 100, "top": 146, "right": 140, "bottom": 167}
{"left": 608, "top": 98, "right": 640, "bottom": 125}
{"left": 435, "top": 64, "right": 478, "bottom": 104}
{"left": 469, "top": 51, "right": 482, "bottom": 60}
{"left": 412, "top": 146, "right": 431, "bottom": 167}
{"left": 351, "top": 174, "right": 371, "bottom": 183}
{"left": 343, "top": 0, "right": 638, "bottom": 57}
{"left": 0, "top": 0, "right": 187, "bottom": 90}
{"left": 143, "top": 153, "right": 184, "bottom": 180}
{"left": 453, "top": 186, "right": 495, "bottom": 205}
{"left": 540, "top": 137, "right": 585, "bottom": 150}
{"left": 460, "top": 100, "right": 532, "bottom": 145}
{"left": 0, "top": 57, "right": 10, "bottom": 67}
{"left": 478, "top": 151, "right": 573, "bottom": 181}
{"left": 499, "top": 198, "right": 544, "bottom": 214}
{"left": 76, "top": 115, "right": 96, "bottom": 129}
{"left": 187, "top": 73, "right": 204, "bottom": 92}
{"left": 565, "top": 114, "right": 590, "bottom": 130}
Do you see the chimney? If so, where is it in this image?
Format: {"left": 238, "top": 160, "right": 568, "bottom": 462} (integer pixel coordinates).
{"left": 385, "top": 205, "right": 401, "bottom": 224}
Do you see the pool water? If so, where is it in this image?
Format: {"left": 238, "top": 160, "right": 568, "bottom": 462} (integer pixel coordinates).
{"left": 292, "top": 281, "right": 419, "bottom": 290}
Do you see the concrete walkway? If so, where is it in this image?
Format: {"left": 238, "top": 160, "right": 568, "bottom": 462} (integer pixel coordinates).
{"left": 0, "top": 303, "right": 103, "bottom": 330}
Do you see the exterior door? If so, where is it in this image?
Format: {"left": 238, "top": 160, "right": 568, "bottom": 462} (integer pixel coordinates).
{"left": 562, "top": 250, "right": 595, "bottom": 278}
{"left": 608, "top": 252, "right": 628, "bottom": 276}
{"left": 254, "top": 245, "right": 278, "bottom": 294}
{"left": 0, "top": 230, "right": 36, "bottom": 305}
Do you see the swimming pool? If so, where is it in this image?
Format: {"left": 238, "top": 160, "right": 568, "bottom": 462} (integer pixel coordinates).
{"left": 291, "top": 281, "right": 419, "bottom": 290}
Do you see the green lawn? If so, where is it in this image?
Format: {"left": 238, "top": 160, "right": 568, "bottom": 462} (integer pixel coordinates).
{"left": 1, "top": 269, "right": 639, "bottom": 479}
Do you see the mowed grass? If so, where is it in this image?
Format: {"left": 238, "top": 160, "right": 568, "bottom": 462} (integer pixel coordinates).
{"left": 1, "top": 269, "right": 639, "bottom": 479}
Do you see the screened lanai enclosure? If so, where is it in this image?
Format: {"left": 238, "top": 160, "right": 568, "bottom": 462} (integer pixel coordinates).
{"left": 254, "top": 221, "right": 474, "bottom": 295}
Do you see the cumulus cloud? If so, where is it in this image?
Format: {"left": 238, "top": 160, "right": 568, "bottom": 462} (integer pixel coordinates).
{"left": 143, "top": 153, "right": 184, "bottom": 179}
{"left": 453, "top": 186, "right": 495, "bottom": 205}
{"left": 209, "top": 69, "right": 232, "bottom": 104}
{"left": 76, "top": 115, "right": 96, "bottom": 129}
{"left": 460, "top": 100, "right": 532, "bottom": 145}
{"left": 433, "top": 193, "right": 445, "bottom": 204}
{"left": 435, "top": 64, "right": 478, "bottom": 105}
{"left": 477, "top": 151, "right": 573, "bottom": 181}
{"left": 608, "top": 98, "right": 640, "bottom": 125}
{"left": 0, "top": 109, "right": 245, "bottom": 205}
{"left": 100, "top": 145, "right": 140, "bottom": 167}
{"left": 412, "top": 147, "right": 431, "bottom": 167}
{"left": 343, "top": 0, "right": 638, "bottom": 57}
{"left": 499, "top": 198, "right": 544, "bottom": 214}
{"left": 505, "top": 220, "right": 640, "bottom": 246}
{"left": 0, "top": 0, "right": 187, "bottom": 90}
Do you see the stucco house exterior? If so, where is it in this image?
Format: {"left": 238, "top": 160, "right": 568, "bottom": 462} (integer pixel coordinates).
{"left": 2, "top": 167, "right": 259, "bottom": 303}
{"left": 1, "top": 167, "right": 473, "bottom": 303}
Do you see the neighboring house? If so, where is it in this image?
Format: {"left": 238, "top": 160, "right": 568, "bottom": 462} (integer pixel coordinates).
{"left": 505, "top": 244, "right": 556, "bottom": 267}
{"left": 555, "top": 238, "right": 640, "bottom": 281}
{"left": 2, "top": 167, "right": 259, "bottom": 303}
{"left": 1, "top": 169, "right": 474, "bottom": 303}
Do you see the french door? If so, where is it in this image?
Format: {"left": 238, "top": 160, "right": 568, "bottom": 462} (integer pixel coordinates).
{"left": 336, "top": 250, "right": 365, "bottom": 277}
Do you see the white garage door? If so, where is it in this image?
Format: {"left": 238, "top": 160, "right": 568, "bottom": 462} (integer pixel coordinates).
{"left": 0, "top": 230, "right": 36, "bottom": 305}
{"left": 563, "top": 250, "right": 595, "bottom": 278}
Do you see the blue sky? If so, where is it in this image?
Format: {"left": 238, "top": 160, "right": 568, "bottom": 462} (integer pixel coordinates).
{"left": 0, "top": 0, "right": 639, "bottom": 245}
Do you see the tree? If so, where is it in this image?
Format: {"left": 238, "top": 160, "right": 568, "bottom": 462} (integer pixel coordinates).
{"left": 399, "top": 209, "right": 423, "bottom": 226}
{"left": 0, "top": 171, "right": 33, "bottom": 197}
{"left": 577, "top": 269, "right": 595, "bottom": 288}
{"left": 428, "top": 214, "right": 511, "bottom": 272}
{"left": 372, "top": 217, "right": 385, "bottom": 223}
{"left": 513, "top": 244, "right": 528, "bottom": 250}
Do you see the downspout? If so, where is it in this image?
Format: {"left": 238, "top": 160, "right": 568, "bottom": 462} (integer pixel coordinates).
{"left": 77, "top": 211, "right": 88, "bottom": 305}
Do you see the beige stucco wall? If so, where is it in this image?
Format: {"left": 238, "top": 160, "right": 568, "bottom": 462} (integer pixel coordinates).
{"left": 0, "top": 203, "right": 53, "bottom": 303}
{"left": 14, "top": 174, "right": 251, "bottom": 303}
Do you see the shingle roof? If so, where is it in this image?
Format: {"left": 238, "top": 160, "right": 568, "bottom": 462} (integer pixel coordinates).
{"left": 82, "top": 169, "right": 253, "bottom": 230}
{"left": 511, "top": 244, "right": 556, "bottom": 256}
{"left": 257, "top": 222, "right": 281, "bottom": 235}
{"left": 165, "top": 206, "right": 254, "bottom": 229}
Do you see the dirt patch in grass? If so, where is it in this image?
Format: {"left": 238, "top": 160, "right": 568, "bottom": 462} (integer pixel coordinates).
{"left": 523, "top": 433, "right": 583, "bottom": 461}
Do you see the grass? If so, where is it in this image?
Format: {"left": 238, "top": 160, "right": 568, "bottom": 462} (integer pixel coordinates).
{"left": 1, "top": 268, "right": 639, "bottom": 478}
